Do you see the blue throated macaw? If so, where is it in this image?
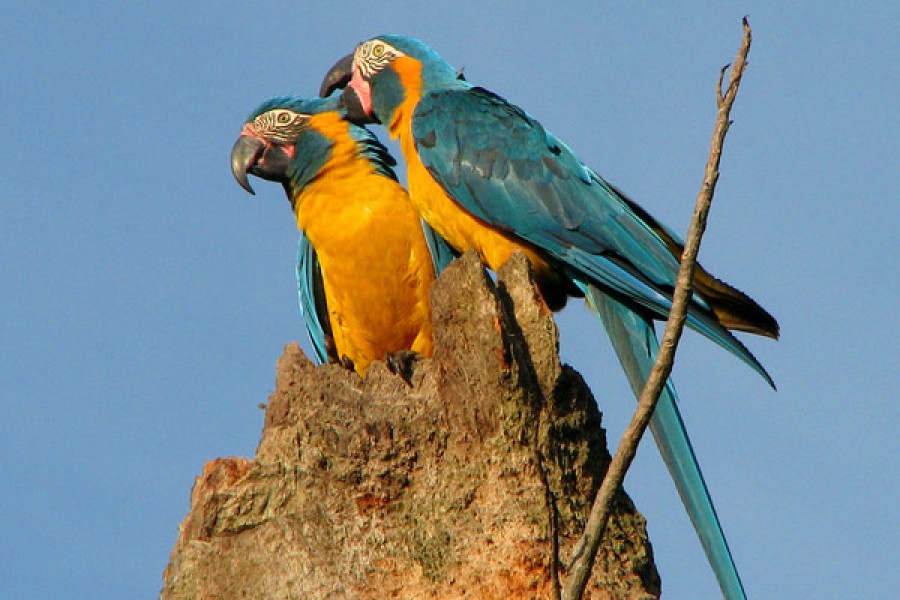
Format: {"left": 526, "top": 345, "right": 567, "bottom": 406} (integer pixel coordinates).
{"left": 321, "top": 35, "right": 779, "bottom": 599}
{"left": 230, "top": 94, "right": 451, "bottom": 375}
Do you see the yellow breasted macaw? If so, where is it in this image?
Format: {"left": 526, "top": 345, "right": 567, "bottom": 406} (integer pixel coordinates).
{"left": 230, "top": 94, "right": 450, "bottom": 375}
{"left": 321, "top": 35, "right": 779, "bottom": 599}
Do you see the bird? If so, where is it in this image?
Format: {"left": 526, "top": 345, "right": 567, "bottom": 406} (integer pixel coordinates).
{"left": 320, "top": 35, "right": 779, "bottom": 599}
{"left": 231, "top": 94, "right": 450, "bottom": 376}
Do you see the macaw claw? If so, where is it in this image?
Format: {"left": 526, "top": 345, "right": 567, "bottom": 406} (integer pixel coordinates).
{"left": 338, "top": 354, "right": 356, "bottom": 372}
{"left": 324, "top": 335, "right": 354, "bottom": 372}
{"left": 386, "top": 350, "right": 420, "bottom": 386}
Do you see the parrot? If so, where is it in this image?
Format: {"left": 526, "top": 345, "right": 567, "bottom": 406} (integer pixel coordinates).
{"left": 320, "top": 35, "right": 779, "bottom": 599}
{"left": 230, "top": 94, "right": 452, "bottom": 376}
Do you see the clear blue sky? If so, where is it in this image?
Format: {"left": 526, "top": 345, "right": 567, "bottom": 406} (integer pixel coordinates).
{"left": 2, "top": 3, "right": 897, "bottom": 598}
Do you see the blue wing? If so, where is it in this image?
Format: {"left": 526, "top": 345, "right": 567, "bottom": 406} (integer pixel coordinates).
{"left": 581, "top": 281, "right": 747, "bottom": 600}
{"left": 413, "top": 86, "right": 774, "bottom": 387}
{"left": 295, "top": 232, "right": 329, "bottom": 364}
{"left": 422, "top": 220, "right": 457, "bottom": 275}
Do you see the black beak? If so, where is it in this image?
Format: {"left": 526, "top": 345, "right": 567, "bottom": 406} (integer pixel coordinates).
{"left": 320, "top": 52, "right": 378, "bottom": 124}
{"left": 231, "top": 135, "right": 294, "bottom": 194}
{"left": 320, "top": 53, "right": 354, "bottom": 97}
{"left": 230, "top": 136, "right": 265, "bottom": 195}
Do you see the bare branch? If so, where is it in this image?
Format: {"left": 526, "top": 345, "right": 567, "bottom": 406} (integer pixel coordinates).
{"left": 562, "top": 19, "right": 753, "bottom": 600}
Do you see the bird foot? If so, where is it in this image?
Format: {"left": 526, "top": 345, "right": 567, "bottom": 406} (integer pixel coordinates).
{"left": 386, "top": 350, "right": 420, "bottom": 386}
{"left": 324, "top": 335, "right": 356, "bottom": 373}
{"left": 338, "top": 354, "right": 356, "bottom": 372}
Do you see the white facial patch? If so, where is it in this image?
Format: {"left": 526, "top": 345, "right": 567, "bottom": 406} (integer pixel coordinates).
{"left": 354, "top": 39, "right": 404, "bottom": 79}
{"left": 254, "top": 110, "right": 310, "bottom": 144}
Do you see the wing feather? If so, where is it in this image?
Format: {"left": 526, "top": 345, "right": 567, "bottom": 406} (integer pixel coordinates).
{"left": 412, "top": 86, "right": 774, "bottom": 385}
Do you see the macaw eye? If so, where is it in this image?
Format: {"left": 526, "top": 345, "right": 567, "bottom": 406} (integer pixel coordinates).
{"left": 276, "top": 111, "right": 293, "bottom": 125}
{"left": 372, "top": 44, "right": 385, "bottom": 58}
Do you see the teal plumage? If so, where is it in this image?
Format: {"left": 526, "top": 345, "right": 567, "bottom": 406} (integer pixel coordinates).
{"left": 322, "top": 35, "right": 779, "bottom": 599}
{"left": 232, "top": 93, "right": 453, "bottom": 373}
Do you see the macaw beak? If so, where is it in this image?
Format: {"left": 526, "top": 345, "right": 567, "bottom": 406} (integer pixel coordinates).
{"left": 231, "top": 135, "right": 293, "bottom": 195}
{"left": 230, "top": 136, "right": 265, "bottom": 195}
{"left": 320, "top": 53, "right": 354, "bottom": 97}
{"left": 320, "top": 53, "right": 378, "bottom": 125}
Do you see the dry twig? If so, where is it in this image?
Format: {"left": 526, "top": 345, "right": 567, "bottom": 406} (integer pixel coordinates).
{"left": 561, "top": 18, "right": 754, "bottom": 600}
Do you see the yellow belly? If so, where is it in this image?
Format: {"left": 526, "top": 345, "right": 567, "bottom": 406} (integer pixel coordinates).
{"left": 294, "top": 115, "right": 435, "bottom": 374}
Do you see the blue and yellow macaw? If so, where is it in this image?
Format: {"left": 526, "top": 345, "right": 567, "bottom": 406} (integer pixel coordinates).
{"left": 321, "top": 35, "right": 779, "bottom": 599}
{"left": 230, "top": 94, "right": 451, "bottom": 375}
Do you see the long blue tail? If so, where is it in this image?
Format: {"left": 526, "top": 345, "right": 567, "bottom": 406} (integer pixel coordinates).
{"left": 580, "top": 281, "right": 747, "bottom": 600}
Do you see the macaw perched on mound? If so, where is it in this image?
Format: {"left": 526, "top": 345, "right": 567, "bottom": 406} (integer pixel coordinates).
{"left": 321, "top": 35, "right": 779, "bottom": 599}
{"left": 231, "top": 94, "right": 451, "bottom": 375}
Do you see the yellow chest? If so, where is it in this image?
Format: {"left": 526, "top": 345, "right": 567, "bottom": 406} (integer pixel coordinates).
{"left": 289, "top": 114, "right": 435, "bottom": 373}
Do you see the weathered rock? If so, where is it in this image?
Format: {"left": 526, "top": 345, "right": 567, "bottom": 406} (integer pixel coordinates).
{"left": 161, "top": 251, "right": 660, "bottom": 599}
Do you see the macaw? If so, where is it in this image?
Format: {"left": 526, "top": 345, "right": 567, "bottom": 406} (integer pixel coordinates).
{"left": 321, "top": 35, "right": 779, "bottom": 599}
{"left": 230, "top": 94, "right": 452, "bottom": 375}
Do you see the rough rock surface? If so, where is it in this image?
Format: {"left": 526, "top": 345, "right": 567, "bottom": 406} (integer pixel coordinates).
{"left": 161, "top": 252, "right": 660, "bottom": 599}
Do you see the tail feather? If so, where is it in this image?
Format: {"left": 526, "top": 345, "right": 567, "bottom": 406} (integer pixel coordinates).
{"left": 564, "top": 247, "right": 776, "bottom": 389}
{"left": 580, "top": 281, "right": 748, "bottom": 600}
{"left": 615, "top": 191, "right": 779, "bottom": 339}
{"left": 690, "top": 265, "right": 779, "bottom": 339}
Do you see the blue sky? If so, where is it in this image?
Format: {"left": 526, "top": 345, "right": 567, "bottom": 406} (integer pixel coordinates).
{"left": 2, "top": 3, "right": 897, "bottom": 598}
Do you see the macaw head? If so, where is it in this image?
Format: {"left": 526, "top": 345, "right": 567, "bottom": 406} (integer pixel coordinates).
{"left": 320, "top": 35, "right": 462, "bottom": 127}
{"left": 230, "top": 95, "right": 340, "bottom": 195}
